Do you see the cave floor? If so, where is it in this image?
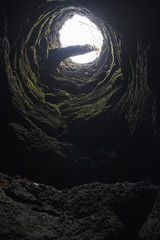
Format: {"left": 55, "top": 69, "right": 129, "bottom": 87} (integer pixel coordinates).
{"left": 0, "top": 172, "right": 160, "bottom": 240}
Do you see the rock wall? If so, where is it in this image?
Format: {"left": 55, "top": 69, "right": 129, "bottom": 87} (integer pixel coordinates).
{"left": 0, "top": 0, "right": 159, "bottom": 187}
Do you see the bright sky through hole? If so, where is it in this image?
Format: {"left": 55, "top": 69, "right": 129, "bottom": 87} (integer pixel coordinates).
{"left": 59, "top": 14, "right": 103, "bottom": 64}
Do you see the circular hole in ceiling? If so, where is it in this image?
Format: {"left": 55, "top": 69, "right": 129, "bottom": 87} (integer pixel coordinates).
{"left": 59, "top": 14, "right": 104, "bottom": 64}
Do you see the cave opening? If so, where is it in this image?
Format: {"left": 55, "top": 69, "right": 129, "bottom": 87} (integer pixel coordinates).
{"left": 59, "top": 14, "right": 104, "bottom": 64}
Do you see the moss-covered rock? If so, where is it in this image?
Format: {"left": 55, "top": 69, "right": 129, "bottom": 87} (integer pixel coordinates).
{"left": 0, "top": 0, "right": 159, "bottom": 187}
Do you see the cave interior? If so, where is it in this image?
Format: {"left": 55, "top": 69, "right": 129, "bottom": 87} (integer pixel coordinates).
{"left": 1, "top": 0, "right": 160, "bottom": 239}
{"left": 0, "top": 0, "right": 160, "bottom": 189}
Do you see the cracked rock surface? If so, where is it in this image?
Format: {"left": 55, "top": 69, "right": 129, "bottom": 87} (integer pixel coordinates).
{"left": 0, "top": 173, "right": 160, "bottom": 240}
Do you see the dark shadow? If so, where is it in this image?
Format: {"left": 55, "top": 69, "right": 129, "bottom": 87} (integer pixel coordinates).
{"left": 112, "top": 189, "right": 157, "bottom": 240}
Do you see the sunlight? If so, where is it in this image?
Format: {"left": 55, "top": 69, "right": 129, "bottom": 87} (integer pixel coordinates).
{"left": 59, "top": 14, "right": 103, "bottom": 64}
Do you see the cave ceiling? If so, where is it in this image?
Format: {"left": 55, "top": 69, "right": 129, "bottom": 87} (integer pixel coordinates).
{"left": 0, "top": 0, "right": 160, "bottom": 188}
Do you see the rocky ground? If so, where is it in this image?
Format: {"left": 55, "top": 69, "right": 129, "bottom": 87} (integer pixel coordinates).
{"left": 0, "top": 172, "right": 160, "bottom": 240}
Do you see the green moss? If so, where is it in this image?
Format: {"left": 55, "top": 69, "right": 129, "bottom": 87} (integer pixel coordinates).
{"left": 3, "top": 1, "right": 156, "bottom": 156}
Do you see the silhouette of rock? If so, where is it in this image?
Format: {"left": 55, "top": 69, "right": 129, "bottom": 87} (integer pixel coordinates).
{"left": 44, "top": 44, "right": 96, "bottom": 70}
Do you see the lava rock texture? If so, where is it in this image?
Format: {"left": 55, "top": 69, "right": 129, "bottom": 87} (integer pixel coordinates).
{"left": 1, "top": 0, "right": 159, "bottom": 188}
{"left": 0, "top": 173, "right": 160, "bottom": 240}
